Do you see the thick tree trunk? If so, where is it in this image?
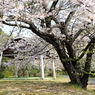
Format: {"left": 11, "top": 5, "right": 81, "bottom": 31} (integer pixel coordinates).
{"left": 55, "top": 45, "right": 82, "bottom": 86}
{"left": 56, "top": 48, "right": 84, "bottom": 88}
{"left": 29, "top": 25, "right": 95, "bottom": 89}
{"left": 54, "top": 40, "right": 95, "bottom": 89}
{"left": 81, "top": 43, "right": 94, "bottom": 89}
{"left": 52, "top": 39, "right": 91, "bottom": 89}
{"left": 52, "top": 40, "right": 81, "bottom": 84}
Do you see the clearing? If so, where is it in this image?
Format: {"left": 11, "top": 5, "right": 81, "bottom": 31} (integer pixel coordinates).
{"left": 0, "top": 77, "right": 95, "bottom": 95}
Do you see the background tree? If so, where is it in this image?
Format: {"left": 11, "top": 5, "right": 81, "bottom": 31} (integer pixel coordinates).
{"left": 0, "top": 28, "right": 13, "bottom": 78}
{"left": 0, "top": 0, "right": 95, "bottom": 89}
{"left": 3, "top": 35, "right": 60, "bottom": 78}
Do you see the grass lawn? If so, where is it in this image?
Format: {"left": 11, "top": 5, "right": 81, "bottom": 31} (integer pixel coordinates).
{"left": 0, "top": 77, "right": 95, "bottom": 95}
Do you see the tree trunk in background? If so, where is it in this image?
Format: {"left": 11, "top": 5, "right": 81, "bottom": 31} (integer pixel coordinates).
{"left": 0, "top": 51, "right": 3, "bottom": 68}
{"left": 15, "top": 65, "right": 18, "bottom": 78}
{"left": 22, "top": 69, "right": 26, "bottom": 77}
{"left": 0, "top": 51, "right": 5, "bottom": 78}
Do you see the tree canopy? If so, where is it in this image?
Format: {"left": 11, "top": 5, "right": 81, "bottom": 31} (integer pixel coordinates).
{"left": 0, "top": 0, "right": 95, "bottom": 89}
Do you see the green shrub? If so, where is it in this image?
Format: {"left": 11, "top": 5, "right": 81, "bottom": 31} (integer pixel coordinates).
{"left": 0, "top": 70, "right": 13, "bottom": 78}
{"left": 56, "top": 69, "right": 67, "bottom": 75}
{"left": 44, "top": 69, "right": 53, "bottom": 77}
{"left": 0, "top": 72, "right": 4, "bottom": 78}
{"left": 30, "top": 69, "right": 40, "bottom": 77}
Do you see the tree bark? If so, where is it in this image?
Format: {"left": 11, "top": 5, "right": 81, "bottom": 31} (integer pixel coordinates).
{"left": 52, "top": 39, "right": 83, "bottom": 86}
{"left": 81, "top": 42, "right": 95, "bottom": 89}
{"left": 29, "top": 23, "right": 95, "bottom": 89}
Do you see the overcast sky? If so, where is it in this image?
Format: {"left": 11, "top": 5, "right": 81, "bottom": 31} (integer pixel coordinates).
{"left": 0, "top": 25, "right": 33, "bottom": 37}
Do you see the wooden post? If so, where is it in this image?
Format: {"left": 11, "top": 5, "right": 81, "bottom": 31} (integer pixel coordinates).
{"left": 52, "top": 59, "right": 56, "bottom": 79}
{"left": 40, "top": 55, "right": 44, "bottom": 80}
{"left": 0, "top": 51, "right": 3, "bottom": 68}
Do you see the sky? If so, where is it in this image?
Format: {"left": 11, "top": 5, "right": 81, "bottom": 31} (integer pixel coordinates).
{"left": 0, "top": 25, "right": 33, "bottom": 37}
{"left": 1, "top": 25, "right": 13, "bottom": 34}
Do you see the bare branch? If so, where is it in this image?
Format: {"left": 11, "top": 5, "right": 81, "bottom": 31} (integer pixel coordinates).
{"left": 59, "top": 11, "right": 76, "bottom": 36}
{"left": 52, "top": 16, "right": 59, "bottom": 24}
{"left": 71, "top": 19, "right": 77, "bottom": 33}
{"left": 2, "top": 21, "right": 30, "bottom": 29}
{"left": 65, "top": 10, "right": 75, "bottom": 26}
{"left": 86, "top": 9, "right": 95, "bottom": 14}
{"left": 51, "top": 24, "right": 61, "bottom": 28}
{"left": 42, "top": 0, "right": 47, "bottom": 11}
{"left": 48, "top": 0, "right": 59, "bottom": 13}
{"left": 29, "top": 20, "right": 57, "bottom": 45}
{"left": 72, "top": 29, "right": 84, "bottom": 43}
{"left": 77, "top": 0, "right": 84, "bottom": 5}
{"left": 77, "top": 37, "right": 95, "bottom": 61}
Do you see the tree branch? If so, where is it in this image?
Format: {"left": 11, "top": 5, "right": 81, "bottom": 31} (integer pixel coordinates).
{"left": 77, "top": 37, "right": 95, "bottom": 61}
{"left": 48, "top": 0, "right": 59, "bottom": 13}
{"left": 42, "top": 0, "right": 47, "bottom": 11}
{"left": 2, "top": 18, "right": 58, "bottom": 46}
{"left": 2, "top": 21, "right": 30, "bottom": 29}
{"left": 52, "top": 15, "right": 59, "bottom": 24}
{"left": 65, "top": 10, "right": 75, "bottom": 26}
{"left": 72, "top": 29, "right": 84, "bottom": 43}
{"left": 59, "top": 11, "right": 75, "bottom": 36}
{"left": 81, "top": 40, "right": 95, "bottom": 87}
{"left": 29, "top": 21, "right": 57, "bottom": 45}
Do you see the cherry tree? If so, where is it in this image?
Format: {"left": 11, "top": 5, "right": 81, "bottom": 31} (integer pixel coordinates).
{"left": 0, "top": 28, "right": 15, "bottom": 78}
{"left": 0, "top": 0, "right": 95, "bottom": 89}
{"left": 3, "top": 36, "right": 52, "bottom": 77}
